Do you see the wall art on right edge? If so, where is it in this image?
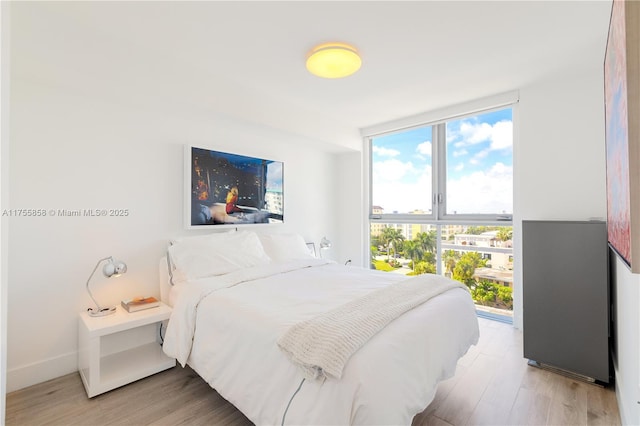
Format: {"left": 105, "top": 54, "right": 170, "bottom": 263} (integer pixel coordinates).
{"left": 604, "top": 0, "right": 640, "bottom": 272}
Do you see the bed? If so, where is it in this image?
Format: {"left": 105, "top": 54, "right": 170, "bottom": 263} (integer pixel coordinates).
{"left": 160, "top": 231, "right": 479, "bottom": 425}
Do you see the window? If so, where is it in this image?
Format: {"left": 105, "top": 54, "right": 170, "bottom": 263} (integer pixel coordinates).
{"left": 366, "top": 95, "right": 516, "bottom": 316}
{"left": 371, "top": 125, "right": 434, "bottom": 218}
{"left": 442, "top": 109, "right": 513, "bottom": 218}
{"left": 370, "top": 107, "right": 513, "bottom": 221}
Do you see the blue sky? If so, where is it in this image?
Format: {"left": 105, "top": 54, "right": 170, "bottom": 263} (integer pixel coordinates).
{"left": 371, "top": 108, "right": 513, "bottom": 214}
{"left": 446, "top": 108, "right": 512, "bottom": 181}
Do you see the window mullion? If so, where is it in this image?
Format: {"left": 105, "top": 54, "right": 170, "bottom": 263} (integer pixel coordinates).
{"left": 435, "top": 224, "right": 442, "bottom": 275}
{"left": 435, "top": 123, "right": 447, "bottom": 221}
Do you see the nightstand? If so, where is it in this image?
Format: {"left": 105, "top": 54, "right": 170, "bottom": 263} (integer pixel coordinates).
{"left": 78, "top": 302, "right": 175, "bottom": 398}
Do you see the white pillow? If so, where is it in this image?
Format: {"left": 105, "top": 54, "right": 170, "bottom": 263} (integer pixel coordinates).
{"left": 168, "top": 231, "right": 271, "bottom": 283}
{"left": 167, "top": 230, "right": 235, "bottom": 284}
{"left": 258, "top": 233, "right": 314, "bottom": 262}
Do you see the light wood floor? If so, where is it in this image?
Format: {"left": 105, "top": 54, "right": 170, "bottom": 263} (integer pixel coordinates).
{"left": 6, "top": 318, "right": 621, "bottom": 426}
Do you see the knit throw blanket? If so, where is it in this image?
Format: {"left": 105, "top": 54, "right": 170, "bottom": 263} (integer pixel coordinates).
{"left": 277, "top": 274, "right": 468, "bottom": 381}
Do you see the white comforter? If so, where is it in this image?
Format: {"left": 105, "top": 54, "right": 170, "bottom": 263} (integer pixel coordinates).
{"left": 163, "top": 259, "right": 479, "bottom": 425}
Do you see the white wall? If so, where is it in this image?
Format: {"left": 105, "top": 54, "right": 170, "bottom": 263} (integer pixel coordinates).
{"left": 611, "top": 254, "right": 640, "bottom": 425}
{"left": 0, "top": 1, "right": 9, "bottom": 422}
{"left": 335, "top": 151, "right": 363, "bottom": 267}
{"left": 6, "top": 71, "right": 339, "bottom": 391}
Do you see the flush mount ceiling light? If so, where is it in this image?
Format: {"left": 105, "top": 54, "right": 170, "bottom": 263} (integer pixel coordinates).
{"left": 306, "top": 42, "right": 361, "bottom": 79}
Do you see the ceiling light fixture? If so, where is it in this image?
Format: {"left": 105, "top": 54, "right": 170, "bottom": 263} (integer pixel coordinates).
{"left": 306, "top": 42, "right": 361, "bottom": 79}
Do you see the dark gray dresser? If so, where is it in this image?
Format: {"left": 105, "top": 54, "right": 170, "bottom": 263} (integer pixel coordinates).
{"left": 522, "top": 220, "right": 610, "bottom": 383}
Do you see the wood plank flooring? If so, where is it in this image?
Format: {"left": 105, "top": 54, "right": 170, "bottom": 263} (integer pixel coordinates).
{"left": 6, "top": 318, "right": 621, "bottom": 426}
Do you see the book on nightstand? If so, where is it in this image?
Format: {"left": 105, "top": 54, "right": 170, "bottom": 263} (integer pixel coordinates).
{"left": 121, "top": 296, "right": 160, "bottom": 313}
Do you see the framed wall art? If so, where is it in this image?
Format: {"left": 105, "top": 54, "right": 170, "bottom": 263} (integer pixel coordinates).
{"left": 604, "top": 0, "right": 640, "bottom": 272}
{"left": 186, "top": 145, "right": 284, "bottom": 228}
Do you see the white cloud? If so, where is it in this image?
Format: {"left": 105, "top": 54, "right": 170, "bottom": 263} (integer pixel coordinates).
{"left": 449, "top": 119, "right": 513, "bottom": 152}
{"left": 446, "top": 162, "right": 513, "bottom": 214}
{"left": 490, "top": 162, "right": 510, "bottom": 174}
{"left": 416, "top": 141, "right": 432, "bottom": 156}
{"left": 372, "top": 159, "right": 414, "bottom": 182}
{"left": 474, "top": 149, "right": 489, "bottom": 160}
{"left": 489, "top": 120, "right": 513, "bottom": 150}
{"left": 373, "top": 118, "right": 512, "bottom": 215}
{"left": 460, "top": 122, "right": 493, "bottom": 144}
{"left": 373, "top": 161, "right": 512, "bottom": 214}
{"left": 372, "top": 146, "right": 401, "bottom": 157}
{"left": 372, "top": 163, "right": 433, "bottom": 213}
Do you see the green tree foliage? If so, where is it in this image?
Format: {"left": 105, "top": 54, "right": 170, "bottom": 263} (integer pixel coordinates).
{"left": 411, "top": 261, "right": 436, "bottom": 275}
{"left": 470, "top": 281, "right": 513, "bottom": 309}
{"left": 389, "top": 229, "right": 405, "bottom": 258}
{"left": 403, "top": 240, "right": 423, "bottom": 270}
{"left": 400, "top": 231, "right": 437, "bottom": 273}
{"left": 416, "top": 231, "right": 436, "bottom": 254}
{"left": 452, "top": 251, "right": 485, "bottom": 284}
{"left": 443, "top": 249, "right": 459, "bottom": 275}
{"left": 386, "top": 258, "right": 401, "bottom": 268}
{"left": 378, "top": 227, "right": 393, "bottom": 259}
{"left": 370, "top": 227, "right": 513, "bottom": 311}
{"left": 466, "top": 226, "right": 489, "bottom": 235}
{"left": 422, "top": 251, "right": 436, "bottom": 264}
{"left": 372, "top": 260, "right": 396, "bottom": 272}
{"left": 380, "top": 227, "right": 405, "bottom": 260}
{"left": 497, "top": 227, "right": 513, "bottom": 242}
{"left": 497, "top": 286, "right": 513, "bottom": 308}
{"left": 370, "top": 235, "right": 381, "bottom": 249}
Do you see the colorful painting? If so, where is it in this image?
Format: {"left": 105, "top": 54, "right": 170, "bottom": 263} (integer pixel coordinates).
{"left": 604, "top": 0, "right": 639, "bottom": 271}
{"left": 187, "top": 146, "right": 284, "bottom": 228}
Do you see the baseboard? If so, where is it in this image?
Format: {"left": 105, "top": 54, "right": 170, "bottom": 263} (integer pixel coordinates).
{"left": 6, "top": 351, "right": 77, "bottom": 393}
{"left": 614, "top": 379, "right": 630, "bottom": 426}
{"left": 613, "top": 358, "right": 638, "bottom": 426}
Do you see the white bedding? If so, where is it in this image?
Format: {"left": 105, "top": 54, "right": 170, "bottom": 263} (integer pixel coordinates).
{"left": 163, "top": 259, "right": 479, "bottom": 425}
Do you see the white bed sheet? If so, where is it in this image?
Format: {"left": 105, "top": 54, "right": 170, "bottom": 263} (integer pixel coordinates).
{"left": 163, "top": 260, "right": 479, "bottom": 425}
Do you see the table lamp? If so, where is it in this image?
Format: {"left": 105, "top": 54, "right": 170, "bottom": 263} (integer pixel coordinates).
{"left": 86, "top": 256, "right": 127, "bottom": 317}
{"left": 320, "top": 237, "right": 332, "bottom": 258}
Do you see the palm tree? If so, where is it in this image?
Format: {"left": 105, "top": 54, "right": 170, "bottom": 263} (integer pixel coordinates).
{"left": 403, "top": 240, "right": 423, "bottom": 270}
{"left": 379, "top": 227, "right": 395, "bottom": 260}
{"left": 416, "top": 231, "right": 436, "bottom": 255}
{"left": 443, "top": 249, "right": 459, "bottom": 277}
{"left": 388, "top": 228, "right": 405, "bottom": 259}
{"left": 497, "top": 227, "right": 513, "bottom": 243}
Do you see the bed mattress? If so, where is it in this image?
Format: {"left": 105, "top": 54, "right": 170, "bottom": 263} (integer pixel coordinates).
{"left": 163, "top": 259, "right": 479, "bottom": 425}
